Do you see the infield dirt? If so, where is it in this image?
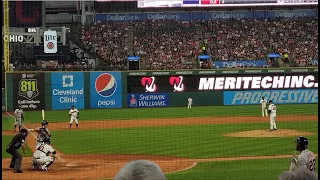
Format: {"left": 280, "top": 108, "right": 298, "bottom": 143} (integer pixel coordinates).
{"left": 2, "top": 115, "right": 317, "bottom": 180}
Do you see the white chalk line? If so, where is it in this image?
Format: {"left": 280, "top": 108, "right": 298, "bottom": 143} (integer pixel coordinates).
{"left": 6, "top": 112, "right": 65, "bottom": 163}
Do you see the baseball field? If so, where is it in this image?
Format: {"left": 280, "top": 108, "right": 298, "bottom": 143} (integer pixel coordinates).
{"left": 2, "top": 104, "right": 318, "bottom": 180}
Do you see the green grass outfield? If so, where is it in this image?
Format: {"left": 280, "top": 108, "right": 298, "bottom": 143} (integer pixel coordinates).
{"left": 2, "top": 104, "right": 318, "bottom": 179}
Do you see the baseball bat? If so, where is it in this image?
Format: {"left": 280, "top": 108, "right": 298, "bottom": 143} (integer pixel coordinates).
{"left": 42, "top": 109, "right": 45, "bottom": 121}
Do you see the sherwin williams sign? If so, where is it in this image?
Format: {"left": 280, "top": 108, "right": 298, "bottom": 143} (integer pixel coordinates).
{"left": 51, "top": 72, "right": 84, "bottom": 110}
{"left": 89, "top": 72, "right": 122, "bottom": 109}
{"left": 127, "top": 93, "right": 169, "bottom": 108}
{"left": 223, "top": 89, "right": 318, "bottom": 105}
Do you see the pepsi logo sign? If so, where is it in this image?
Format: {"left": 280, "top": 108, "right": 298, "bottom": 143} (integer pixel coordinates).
{"left": 95, "top": 73, "right": 117, "bottom": 97}
{"left": 169, "top": 76, "right": 184, "bottom": 92}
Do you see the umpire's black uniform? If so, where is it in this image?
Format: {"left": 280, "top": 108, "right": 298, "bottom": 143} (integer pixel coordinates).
{"left": 6, "top": 129, "right": 28, "bottom": 173}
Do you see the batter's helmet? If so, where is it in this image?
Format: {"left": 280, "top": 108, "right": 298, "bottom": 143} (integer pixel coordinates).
{"left": 268, "top": 100, "right": 273, "bottom": 103}
{"left": 295, "top": 136, "right": 308, "bottom": 150}
{"left": 43, "top": 138, "right": 51, "bottom": 144}
{"left": 42, "top": 120, "right": 48, "bottom": 126}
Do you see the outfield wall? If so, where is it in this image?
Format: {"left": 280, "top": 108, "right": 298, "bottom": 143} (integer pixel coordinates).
{"left": 3, "top": 68, "right": 318, "bottom": 111}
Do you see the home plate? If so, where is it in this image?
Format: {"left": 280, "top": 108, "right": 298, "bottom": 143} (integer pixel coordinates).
{"left": 66, "top": 162, "right": 79, "bottom": 167}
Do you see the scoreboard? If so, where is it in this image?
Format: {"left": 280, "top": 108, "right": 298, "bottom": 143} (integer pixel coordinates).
{"left": 137, "top": 0, "right": 318, "bottom": 7}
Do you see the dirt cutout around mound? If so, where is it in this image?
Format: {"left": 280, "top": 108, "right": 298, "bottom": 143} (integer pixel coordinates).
{"left": 224, "top": 129, "right": 315, "bottom": 138}
{"left": 2, "top": 114, "right": 318, "bottom": 180}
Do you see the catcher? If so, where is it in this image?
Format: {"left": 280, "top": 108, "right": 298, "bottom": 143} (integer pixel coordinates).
{"left": 32, "top": 138, "right": 56, "bottom": 171}
{"left": 290, "top": 136, "right": 316, "bottom": 172}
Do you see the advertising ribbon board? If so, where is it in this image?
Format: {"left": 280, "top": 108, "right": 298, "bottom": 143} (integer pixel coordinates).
{"left": 13, "top": 73, "right": 45, "bottom": 110}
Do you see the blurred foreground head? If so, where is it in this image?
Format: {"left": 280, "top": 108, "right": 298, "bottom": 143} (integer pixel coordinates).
{"left": 114, "top": 160, "right": 167, "bottom": 180}
{"left": 278, "top": 167, "right": 318, "bottom": 180}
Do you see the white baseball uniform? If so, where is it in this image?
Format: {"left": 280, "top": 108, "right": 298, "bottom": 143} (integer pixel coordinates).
{"left": 32, "top": 143, "right": 55, "bottom": 170}
{"left": 290, "top": 149, "right": 316, "bottom": 172}
{"left": 69, "top": 108, "right": 79, "bottom": 124}
{"left": 14, "top": 108, "right": 23, "bottom": 126}
{"left": 187, "top": 98, "right": 193, "bottom": 109}
{"left": 268, "top": 103, "right": 277, "bottom": 130}
{"left": 260, "top": 98, "right": 268, "bottom": 117}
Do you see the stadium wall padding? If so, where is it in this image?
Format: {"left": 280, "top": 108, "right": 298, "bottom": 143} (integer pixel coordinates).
{"left": 4, "top": 68, "right": 318, "bottom": 111}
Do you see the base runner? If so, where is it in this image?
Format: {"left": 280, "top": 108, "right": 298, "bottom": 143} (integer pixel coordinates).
{"left": 32, "top": 138, "right": 56, "bottom": 171}
{"left": 260, "top": 97, "right": 268, "bottom": 117}
{"left": 14, "top": 106, "right": 24, "bottom": 132}
{"left": 69, "top": 105, "right": 79, "bottom": 129}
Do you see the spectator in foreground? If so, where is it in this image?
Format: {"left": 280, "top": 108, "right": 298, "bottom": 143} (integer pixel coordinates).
{"left": 114, "top": 160, "right": 167, "bottom": 180}
{"left": 278, "top": 167, "right": 318, "bottom": 180}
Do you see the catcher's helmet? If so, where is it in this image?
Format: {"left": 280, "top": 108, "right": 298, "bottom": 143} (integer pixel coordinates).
{"left": 42, "top": 120, "right": 48, "bottom": 125}
{"left": 295, "top": 136, "right": 308, "bottom": 150}
{"left": 43, "top": 138, "right": 51, "bottom": 144}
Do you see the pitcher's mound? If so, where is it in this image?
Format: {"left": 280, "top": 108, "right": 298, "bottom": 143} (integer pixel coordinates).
{"left": 224, "top": 129, "right": 315, "bottom": 138}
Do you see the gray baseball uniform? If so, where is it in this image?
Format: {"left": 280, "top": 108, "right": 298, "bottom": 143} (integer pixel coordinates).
{"left": 14, "top": 109, "right": 23, "bottom": 126}
{"left": 297, "top": 149, "right": 316, "bottom": 172}
{"left": 36, "top": 127, "right": 51, "bottom": 146}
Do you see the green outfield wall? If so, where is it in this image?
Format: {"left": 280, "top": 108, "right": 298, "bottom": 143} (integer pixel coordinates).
{"left": 3, "top": 67, "right": 318, "bottom": 111}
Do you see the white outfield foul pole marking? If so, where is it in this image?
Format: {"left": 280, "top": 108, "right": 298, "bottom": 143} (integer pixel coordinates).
{"left": 6, "top": 112, "right": 65, "bottom": 163}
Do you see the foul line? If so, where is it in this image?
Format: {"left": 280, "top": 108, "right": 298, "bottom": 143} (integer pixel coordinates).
{"left": 6, "top": 112, "right": 65, "bottom": 163}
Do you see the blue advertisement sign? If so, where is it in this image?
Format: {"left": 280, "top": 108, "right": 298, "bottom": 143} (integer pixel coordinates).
{"left": 51, "top": 72, "right": 84, "bottom": 110}
{"left": 127, "top": 93, "right": 169, "bottom": 108}
{"left": 95, "top": 10, "right": 317, "bottom": 22}
{"left": 90, "top": 72, "right": 122, "bottom": 109}
{"left": 224, "top": 89, "right": 318, "bottom": 105}
{"left": 213, "top": 60, "right": 267, "bottom": 68}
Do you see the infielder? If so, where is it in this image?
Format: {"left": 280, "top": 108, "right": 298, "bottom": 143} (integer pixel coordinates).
{"left": 32, "top": 120, "right": 51, "bottom": 146}
{"left": 268, "top": 100, "right": 277, "bottom": 131}
{"left": 260, "top": 97, "right": 268, "bottom": 117}
{"left": 69, "top": 105, "right": 79, "bottom": 129}
{"left": 290, "top": 136, "right": 316, "bottom": 172}
{"left": 32, "top": 138, "right": 56, "bottom": 171}
{"left": 187, "top": 97, "right": 193, "bottom": 109}
{"left": 14, "top": 106, "right": 24, "bottom": 132}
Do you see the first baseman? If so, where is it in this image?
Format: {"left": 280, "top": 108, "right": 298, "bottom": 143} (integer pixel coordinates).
{"left": 290, "top": 137, "right": 316, "bottom": 172}
{"left": 14, "top": 106, "right": 24, "bottom": 132}
{"left": 69, "top": 105, "right": 79, "bottom": 129}
{"left": 268, "top": 100, "right": 277, "bottom": 131}
{"left": 260, "top": 97, "right": 268, "bottom": 117}
{"left": 187, "top": 98, "right": 193, "bottom": 109}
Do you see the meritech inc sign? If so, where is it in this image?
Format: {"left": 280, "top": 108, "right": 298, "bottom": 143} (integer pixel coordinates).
{"left": 198, "top": 75, "right": 318, "bottom": 90}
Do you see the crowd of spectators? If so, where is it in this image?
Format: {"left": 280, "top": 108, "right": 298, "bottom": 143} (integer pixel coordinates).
{"left": 78, "top": 17, "right": 317, "bottom": 70}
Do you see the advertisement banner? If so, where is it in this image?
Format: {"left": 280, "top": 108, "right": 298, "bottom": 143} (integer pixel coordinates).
{"left": 95, "top": 10, "right": 317, "bottom": 22}
{"left": 43, "top": 30, "right": 57, "bottom": 53}
{"left": 90, "top": 72, "right": 122, "bottom": 109}
{"left": 267, "top": 10, "right": 317, "bottom": 18}
{"left": 12, "top": 73, "right": 45, "bottom": 110}
{"left": 224, "top": 89, "right": 318, "bottom": 105}
{"left": 127, "top": 93, "right": 169, "bottom": 108}
{"left": 213, "top": 60, "right": 267, "bottom": 68}
{"left": 51, "top": 72, "right": 84, "bottom": 110}
{"left": 127, "top": 72, "right": 318, "bottom": 93}
{"left": 124, "top": 68, "right": 318, "bottom": 76}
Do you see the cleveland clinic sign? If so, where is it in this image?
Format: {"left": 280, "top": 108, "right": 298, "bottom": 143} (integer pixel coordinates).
{"left": 198, "top": 75, "right": 318, "bottom": 90}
